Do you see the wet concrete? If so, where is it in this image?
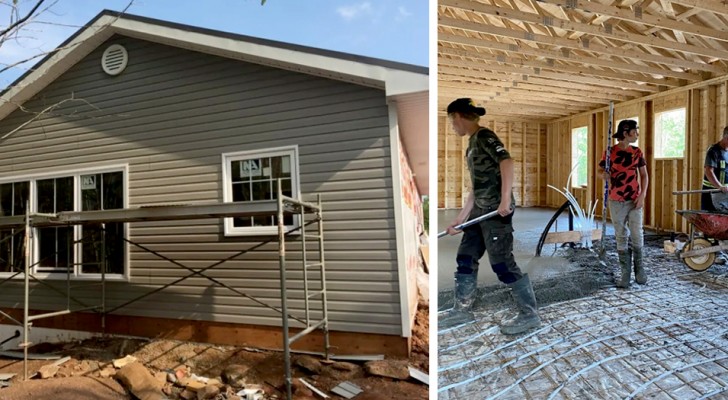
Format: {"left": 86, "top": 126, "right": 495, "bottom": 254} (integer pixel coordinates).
{"left": 438, "top": 207, "right": 614, "bottom": 292}
{"left": 438, "top": 234, "right": 728, "bottom": 399}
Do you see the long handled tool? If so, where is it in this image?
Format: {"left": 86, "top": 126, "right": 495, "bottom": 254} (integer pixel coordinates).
{"left": 599, "top": 101, "right": 614, "bottom": 261}
{"left": 437, "top": 210, "right": 499, "bottom": 238}
{"left": 673, "top": 189, "right": 728, "bottom": 213}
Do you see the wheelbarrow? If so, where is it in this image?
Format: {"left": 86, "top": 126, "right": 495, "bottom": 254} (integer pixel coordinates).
{"left": 673, "top": 189, "right": 728, "bottom": 271}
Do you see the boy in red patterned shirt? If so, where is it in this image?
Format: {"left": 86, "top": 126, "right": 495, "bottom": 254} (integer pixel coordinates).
{"left": 598, "top": 119, "right": 649, "bottom": 288}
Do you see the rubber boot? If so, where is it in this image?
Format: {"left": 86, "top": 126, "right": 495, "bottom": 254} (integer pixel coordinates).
{"left": 500, "top": 274, "right": 541, "bottom": 335}
{"left": 633, "top": 246, "right": 647, "bottom": 284}
{"left": 617, "top": 249, "right": 632, "bottom": 289}
{"left": 439, "top": 273, "right": 477, "bottom": 329}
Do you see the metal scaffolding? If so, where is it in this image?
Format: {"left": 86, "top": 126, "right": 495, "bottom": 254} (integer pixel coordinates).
{"left": 0, "top": 181, "right": 328, "bottom": 400}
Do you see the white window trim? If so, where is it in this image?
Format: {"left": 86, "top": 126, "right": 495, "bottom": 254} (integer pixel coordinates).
{"left": 0, "top": 164, "right": 129, "bottom": 281}
{"left": 222, "top": 146, "right": 301, "bottom": 237}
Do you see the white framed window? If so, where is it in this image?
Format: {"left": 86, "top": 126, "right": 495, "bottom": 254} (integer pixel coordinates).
{"left": 615, "top": 116, "right": 639, "bottom": 147}
{"left": 0, "top": 181, "right": 29, "bottom": 273}
{"left": 0, "top": 166, "right": 128, "bottom": 279}
{"left": 222, "top": 146, "right": 300, "bottom": 236}
{"left": 571, "top": 126, "right": 588, "bottom": 188}
{"left": 654, "top": 108, "right": 686, "bottom": 159}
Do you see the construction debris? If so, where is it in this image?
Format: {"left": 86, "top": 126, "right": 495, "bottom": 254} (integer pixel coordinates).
{"left": 37, "top": 364, "right": 60, "bottom": 379}
{"left": 114, "top": 362, "right": 165, "bottom": 400}
{"left": 408, "top": 366, "right": 429, "bottom": 385}
{"left": 331, "top": 381, "right": 363, "bottom": 399}
{"left": 112, "top": 354, "right": 138, "bottom": 368}
{"left": 364, "top": 360, "right": 409, "bottom": 380}
{"left": 298, "top": 378, "right": 328, "bottom": 398}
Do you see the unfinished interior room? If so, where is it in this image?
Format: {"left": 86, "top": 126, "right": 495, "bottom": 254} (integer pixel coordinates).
{"left": 0, "top": 9, "right": 429, "bottom": 399}
{"left": 437, "top": 0, "right": 728, "bottom": 398}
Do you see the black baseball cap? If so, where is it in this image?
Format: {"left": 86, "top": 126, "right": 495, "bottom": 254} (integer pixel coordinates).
{"left": 447, "top": 98, "right": 486, "bottom": 116}
{"left": 614, "top": 119, "right": 638, "bottom": 139}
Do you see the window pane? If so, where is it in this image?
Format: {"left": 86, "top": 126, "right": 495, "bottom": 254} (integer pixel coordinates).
{"left": 261, "top": 157, "right": 271, "bottom": 179}
{"left": 571, "top": 127, "right": 588, "bottom": 188}
{"left": 37, "top": 179, "right": 55, "bottom": 213}
{"left": 232, "top": 182, "right": 251, "bottom": 202}
{"left": 57, "top": 177, "right": 73, "bottom": 212}
{"left": 38, "top": 228, "right": 58, "bottom": 269}
{"left": 231, "top": 161, "right": 243, "bottom": 181}
{"left": 233, "top": 217, "right": 252, "bottom": 227}
{"left": 0, "top": 182, "right": 29, "bottom": 272}
{"left": 281, "top": 178, "right": 292, "bottom": 197}
{"left": 251, "top": 180, "right": 272, "bottom": 201}
{"left": 81, "top": 225, "right": 103, "bottom": 273}
{"left": 103, "top": 172, "right": 123, "bottom": 210}
{"left": 1, "top": 184, "right": 12, "bottom": 217}
{"left": 81, "top": 172, "right": 125, "bottom": 274}
{"left": 655, "top": 108, "right": 685, "bottom": 158}
{"left": 13, "top": 182, "right": 28, "bottom": 216}
{"left": 81, "top": 174, "right": 101, "bottom": 211}
{"left": 272, "top": 156, "right": 291, "bottom": 178}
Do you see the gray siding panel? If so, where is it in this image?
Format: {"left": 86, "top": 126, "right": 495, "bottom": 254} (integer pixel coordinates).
{"left": 0, "top": 35, "right": 401, "bottom": 335}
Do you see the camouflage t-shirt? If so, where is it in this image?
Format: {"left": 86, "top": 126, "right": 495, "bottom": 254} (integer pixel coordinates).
{"left": 467, "top": 127, "right": 514, "bottom": 209}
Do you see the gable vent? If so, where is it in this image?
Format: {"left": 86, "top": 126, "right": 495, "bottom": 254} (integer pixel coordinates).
{"left": 101, "top": 44, "right": 128, "bottom": 76}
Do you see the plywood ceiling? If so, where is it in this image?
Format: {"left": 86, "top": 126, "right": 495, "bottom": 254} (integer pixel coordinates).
{"left": 438, "top": 0, "right": 728, "bottom": 121}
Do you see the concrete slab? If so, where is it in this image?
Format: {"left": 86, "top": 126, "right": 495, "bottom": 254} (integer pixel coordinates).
{"left": 437, "top": 233, "right": 728, "bottom": 399}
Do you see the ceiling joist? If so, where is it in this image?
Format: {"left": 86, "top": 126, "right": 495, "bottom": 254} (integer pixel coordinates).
{"left": 438, "top": 0, "right": 728, "bottom": 120}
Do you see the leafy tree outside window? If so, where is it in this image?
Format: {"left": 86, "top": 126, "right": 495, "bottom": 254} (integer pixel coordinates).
{"left": 571, "top": 126, "right": 588, "bottom": 188}
{"left": 654, "top": 108, "right": 686, "bottom": 158}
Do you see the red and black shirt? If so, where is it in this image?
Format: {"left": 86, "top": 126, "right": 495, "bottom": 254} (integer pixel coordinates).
{"left": 599, "top": 145, "right": 647, "bottom": 202}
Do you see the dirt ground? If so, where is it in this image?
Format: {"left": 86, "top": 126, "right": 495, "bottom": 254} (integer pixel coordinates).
{"left": 0, "top": 303, "right": 429, "bottom": 400}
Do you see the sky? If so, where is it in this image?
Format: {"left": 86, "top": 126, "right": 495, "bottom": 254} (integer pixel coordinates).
{"left": 0, "top": 0, "right": 429, "bottom": 88}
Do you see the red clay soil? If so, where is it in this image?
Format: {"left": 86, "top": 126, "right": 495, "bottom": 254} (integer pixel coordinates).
{"left": 0, "top": 303, "right": 430, "bottom": 400}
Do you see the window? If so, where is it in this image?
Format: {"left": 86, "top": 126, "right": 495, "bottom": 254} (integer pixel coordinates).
{"left": 615, "top": 117, "right": 639, "bottom": 147}
{"left": 0, "top": 167, "right": 127, "bottom": 279}
{"left": 222, "top": 146, "right": 300, "bottom": 236}
{"left": 79, "top": 172, "right": 125, "bottom": 274}
{"left": 37, "top": 177, "right": 74, "bottom": 272}
{"left": 0, "top": 182, "right": 29, "bottom": 272}
{"left": 571, "top": 126, "right": 588, "bottom": 188}
{"left": 654, "top": 108, "right": 686, "bottom": 158}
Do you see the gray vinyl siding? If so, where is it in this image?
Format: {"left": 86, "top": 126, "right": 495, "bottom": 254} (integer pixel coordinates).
{"left": 0, "top": 35, "right": 401, "bottom": 335}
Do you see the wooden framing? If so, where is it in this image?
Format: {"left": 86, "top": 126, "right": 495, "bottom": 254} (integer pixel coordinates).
{"left": 439, "top": 0, "right": 728, "bottom": 236}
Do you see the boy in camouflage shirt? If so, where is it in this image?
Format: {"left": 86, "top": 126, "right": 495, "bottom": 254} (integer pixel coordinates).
{"left": 440, "top": 98, "right": 540, "bottom": 334}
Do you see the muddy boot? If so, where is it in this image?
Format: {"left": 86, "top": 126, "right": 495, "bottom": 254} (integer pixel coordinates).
{"left": 500, "top": 274, "right": 541, "bottom": 335}
{"left": 633, "top": 246, "right": 647, "bottom": 284}
{"left": 439, "top": 273, "right": 477, "bottom": 329}
{"left": 617, "top": 249, "right": 632, "bottom": 289}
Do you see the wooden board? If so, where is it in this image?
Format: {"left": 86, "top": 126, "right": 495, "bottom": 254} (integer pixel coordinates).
{"left": 543, "top": 229, "right": 603, "bottom": 244}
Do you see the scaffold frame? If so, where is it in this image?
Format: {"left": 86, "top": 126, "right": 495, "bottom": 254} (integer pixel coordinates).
{"left": 0, "top": 180, "right": 328, "bottom": 400}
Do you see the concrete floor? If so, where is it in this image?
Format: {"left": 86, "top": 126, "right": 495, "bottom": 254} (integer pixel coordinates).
{"left": 438, "top": 207, "right": 614, "bottom": 291}
{"left": 437, "top": 208, "right": 728, "bottom": 399}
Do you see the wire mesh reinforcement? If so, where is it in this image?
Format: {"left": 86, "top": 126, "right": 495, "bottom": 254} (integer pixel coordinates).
{"left": 438, "top": 236, "right": 728, "bottom": 399}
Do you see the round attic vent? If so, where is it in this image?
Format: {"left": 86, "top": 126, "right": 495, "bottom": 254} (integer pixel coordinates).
{"left": 101, "top": 44, "right": 128, "bottom": 76}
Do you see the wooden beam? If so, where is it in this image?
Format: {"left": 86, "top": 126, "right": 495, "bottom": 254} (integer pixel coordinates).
{"left": 438, "top": 45, "right": 700, "bottom": 83}
{"left": 440, "top": 80, "right": 608, "bottom": 106}
{"left": 439, "top": 66, "right": 643, "bottom": 99}
{"left": 669, "top": 0, "right": 728, "bottom": 16}
{"left": 439, "top": 56, "right": 662, "bottom": 92}
{"left": 437, "top": 33, "right": 718, "bottom": 75}
{"left": 441, "top": 0, "right": 728, "bottom": 60}
{"left": 534, "top": 0, "right": 728, "bottom": 43}
{"left": 657, "top": 0, "right": 686, "bottom": 43}
{"left": 438, "top": 17, "right": 721, "bottom": 73}
{"left": 439, "top": 86, "right": 597, "bottom": 113}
